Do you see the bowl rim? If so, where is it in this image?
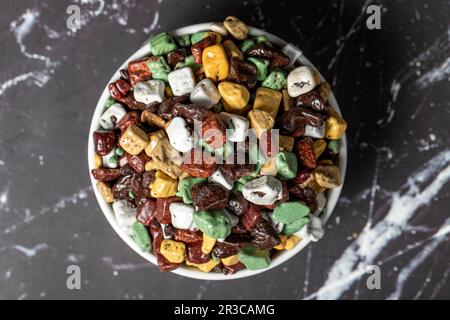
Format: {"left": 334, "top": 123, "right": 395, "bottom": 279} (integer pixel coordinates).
{"left": 87, "top": 23, "right": 347, "bottom": 280}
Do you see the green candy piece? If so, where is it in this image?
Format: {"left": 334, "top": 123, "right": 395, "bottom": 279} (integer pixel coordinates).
{"left": 132, "top": 222, "right": 152, "bottom": 252}
{"left": 238, "top": 246, "right": 270, "bottom": 270}
{"left": 191, "top": 31, "right": 208, "bottom": 44}
{"left": 247, "top": 57, "right": 270, "bottom": 81}
{"left": 178, "top": 177, "right": 207, "bottom": 204}
{"left": 210, "top": 101, "right": 223, "bottom": 113}
{"left": 115, "top": 147, "right": 124, "bottom": 156}
{"left": 149, "top": 32, "right": 178, "bottom": 56}
{"left": 108, "top": 155, "right": 118, "bottom": 166}
{"left": 193, "top": 209, "right": 232, "bottom": 239}
{"left": 273, "top": 201, "right": 310, "bottom": 224}
{"left": 147, "top": 56, "right": 171, "bottom": 82}
{"left": 328, "top": 140, "right": 341, "bottom": 154}
{"left": 262, "top": 68, "right": 287, "bottom": 90}
{"left": 275, "top": 151, "right": 298, "bottom": 179}
{"left": 105, "top": 96, "right": 115, "bottom": 108}
{"left": 175, "top": 55, "right": 201, "bottom": 71}
{"left": 282, "top": 216, "right": 310, "bottom": 236}
{"left": 254, "top": 35, "right": 269, "bottom": 44}
{"left": 241, "top": 39, "right": 255, "bottom": 52}
{"left": 176, "top": 34, "right": 191, "bottom": 47}
{"left": 128, "top": 190, "right": 136, "bottom": 199}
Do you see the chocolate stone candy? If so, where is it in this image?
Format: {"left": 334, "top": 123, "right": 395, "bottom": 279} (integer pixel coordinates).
{"left": 93, "top": 131, "right": 116, "bottom": 156}
{"left": 251, "top": 219, "right": 281, "bottom": 250}
{"left": 295, "top": 90, "right": 329, "bottom": 114}
{"left": 192, "top": 182, "right": 229, "bottom": 211}
{"left": 227, "top": 192, "right": 250, "bottom": 216}
{"left": 228, "top": 57, "right": 258, "bottom": 89}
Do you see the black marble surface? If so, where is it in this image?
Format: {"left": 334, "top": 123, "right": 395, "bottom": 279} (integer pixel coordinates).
{"left": 0, "top": 0, "right": 449, "bottom": 300}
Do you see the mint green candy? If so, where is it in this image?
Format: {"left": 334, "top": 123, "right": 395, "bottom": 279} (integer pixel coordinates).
{"left": 105, "top": 96, "right": 115, "bottom": 108}
{"left": 191, "top": 31, "right": 208, "bottom": 44}
{"left": 176, "top": 34, "right": 191, "bottom": 47}
{"left": 193, "top": 210, "right": 232, "bottom": 239}
{"left": 328, "top": 140, "right": 341, "bottom": 154}
{"left": 175, "top": 55, "right": 201, "bottom": 71}
{"left": 282, "top": 216, "right": 310, "bottom": 235}
{"left": 149, "top": 32, "right": 177, "bottom": 56}
{"left": 262, "top": 68, "right": 287, "bottom": 90}
{"left": 241, "top": 39, "right": 255, "bottom": 52}
{"left": 115, "top": 147, "right": 124, "bottom": 156}
{"left": 247, "top": 57, "right": 270, "bottom": 81}
{"left": 178, "top": 177, "right": 206, "bottom": 204}
{"left": 254, "top": 35, "right": 269, "bottom": 44}
{"left": 132, "top": 222, "right": 152, "bottom": 252}
{"left": 238, "top": 246, "right": 270, "bottom": 270}
{"left": 275, "top": 151, "right": 298, "bottom": 179}
{"left": 108, "top": 155, "right": 118, "bottom": 166}
{"left": 147, "top": 56, "right": 171, "bottom": 82}
{"left": 273, "top": 202, "right": 310, "bottom": 224}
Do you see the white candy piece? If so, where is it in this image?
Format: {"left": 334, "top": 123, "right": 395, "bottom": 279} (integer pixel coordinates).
{"left": 133, "top": 80, "right": 165, "bottom": 104}
{"left": 209, "top": 22, "right": 229, "bottom": 36}
{"left": 169, "top": 202, "right": 195, "bottom": 230}
{"left": 168, "top": 67, "right": 196, "bottom": 96}
{"left": 308, "top": 215, "right": 324, "bottom": 242}
{"left": 100, "top": 103, "right": 127, "bottom": 130}
{"left": 208, "top": 169, "right": 234, "bottom": 190}
{"left": 263, "top": 211, "right": 284, "bottom": 233}
{"left": 190, "top": 78, "right": 221, "bottom": 108}
{"left": 112, "top": 200, "right": 137, "bottom": 236}
{"left": 219, "top": 112, "right": 249, "bottom": 142}
{"left": 102, "top": 148, "right": 118, "bottom": 168}
{"left": 281, "top": 43, "right": 302, "bottom": 69}
{"left": 165, "top": 117, "right": 194, "bottom": 153}
{"left": 287, "top": 66, "right": 320, "bottom": 97}
{"left": 313, "top": 192, "right": 327, "bottom": 216}
{"left": 242, "top": 176, "right": 283, "bottom": 206}
{"left": 304, "top": 124, "right": 325, "bottom": 139}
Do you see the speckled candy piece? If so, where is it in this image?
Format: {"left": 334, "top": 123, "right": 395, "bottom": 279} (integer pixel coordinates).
{"left": 275, "top": 151, "right": 298, "bottom": 180}
{"left": 193, "top": 209, "right": 232, "bottom": 239}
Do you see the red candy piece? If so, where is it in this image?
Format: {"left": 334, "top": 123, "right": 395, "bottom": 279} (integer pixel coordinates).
{"left": 127, "top": 58, "right": 151, "bottom": 86}
{"left": 200, "top": 113, "right": 227, "bottom": 149}
{"left": 240, "top": 204, "right": 262, "bottom": 231}
{"left": 155, "top": 196, "right": 182, "bottom": 224}
{"left": 181, "top": 149, "right": 217, "bottom": 178}
{"left": 136, "top": 199, "right": 157, "bottom": 226}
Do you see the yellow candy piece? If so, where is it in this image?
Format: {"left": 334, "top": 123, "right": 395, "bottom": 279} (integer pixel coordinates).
{"left": 201, "top": 233, "right": 216, "bottom": 254}
{"left": 279, "top": 135, "right": 294, "bottom": 152}
{"left": 119, "top": 125, "right": 149, "bottom": 156}
{"left": 119, "top": 125, "right": 149, "bottom": 155}
{"left": 313, "top": 139, "right": 327, "bottom": 158}
{"left": 150, "top": 171, "right": 178, "bottom": 198}
{"left": 93, "top": 154, "right": 102, "bottom": 169}
{"left": 223, "top": 40, "right": 244, "bottom": 60}
{"left": 282, "top": 89, "right": 292, "bottom": 111}
{"left": 221, "top": 255, "right": 240, "bottom": 266}
{"left": 274, "top": 234, "right": 288, "bottom": 250}
{"left": 314, "top": 165, "right": 341, "bottom": 189}
{"left": 299, "top": 174, "right": 326, "bottom": 193}
{"left": 223, "top": 16, "right": 248, "bottom": 40}
{"left": 141, "top": 110, "right": 166, "bottom": 128}
{"left": 325, "top": 109, "right": 347, "bottom": 140}
{"left": 260, "top": 157, "right": 277, "bottom": 176}
{"left": 285, "top": 235, "right": 301, "bottom": 250}
{"left": 96, "top": 181, "right": 114, "bottom": 203}
{"left": 247, "top": 109, "right": 275, "bottom": 139}
{"left": 205, "top": 31, "right": 223, "bottom": 44}
{"left": 253, "top": 87, "right": 282, "bottom": 118}
{"left": 186, "top": 259, "right": 220, "bottom": 272}
{"left": 318, "top": 82, "right": 332, "bottom": 102}
{"left": 319, "top": 159, "right": 334, "bottom": 166}
{"left": 218, "top": 81, "right": 250, "bottom": 111}
{"left": 160, "top": 240, "right": 186, "bottom": 263}
{"left": 165, "top": 85, "right": 173, "bottom": 97}
{"left": 145, "top": 131, "right": 183, "bottom": 179}
{"left": 202, "top": 44, "right": 230, "bottom": 81}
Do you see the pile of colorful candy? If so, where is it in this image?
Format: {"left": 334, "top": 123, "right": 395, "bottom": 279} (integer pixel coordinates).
{"left": 91, "top": 16, "right": 347, "bottom": 274}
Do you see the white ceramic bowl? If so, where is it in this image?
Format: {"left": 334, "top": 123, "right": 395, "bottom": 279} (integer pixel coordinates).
{"left": 88, "top": 23, "right": 347, "bottom": 280}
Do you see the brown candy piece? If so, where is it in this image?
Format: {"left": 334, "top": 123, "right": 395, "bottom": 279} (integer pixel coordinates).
{"left": 220, "top": 163, "right": 255, "bottom": 181}
{"left": 227, "top": 192, "right": 250, "bottom": 216}
{"left": 228, "top": 57, "right": 258, "bottom": 89}
{"left": 127, "top": 58, "right": 151, "bottom": 86}
{"left": 200, "top": 113, "right": 227, "bottom": 148}
{"left": 212, "top": 241, "right": 239, "bottom": 259}
{"left": 191, "top": 36, "right": 216, "bottom": 64}
{"left": 240, "top": 204, "right": 262, "bottom": 231}
{"left": 173, "top": 103, "right": 209, "bottom": 125}
{"left": 155, "top": 196, "right": 182, "bottom": 224}
{"left": 187, "top": 242, "right": 211, "bottom": 264}
{"left": 296, "top": 137, "right": 317, "bottom": 169}
{"left": 91, "top": 168, "right": 121, "bottom": 182}
{"left": 222, "top": 262, "right": 245, "bottom": 275}
{"left": 125, "top": 152, "right": 150, "bottom": 174}
{"left": 158, "top": 95, "right": 190, "bottom": 121}
{"left": 136, "top": 198, "right": 157, "bottom": 226}
{"left": 166, "top": 49, "right": 188, "bottom": 67}
{"left": 93, "top": 130, "right": 116, "bottom": 156}
{"left": 191, "top": 182, "right": 229, "bottom": 211}
{"left": 117, "top": 112, "right": 141, "bottom": 133}
{"left": 278, "top": 108, "right": 306, "bottom": 137}
{"left": 247, "top": 43, "right": 290, "bottom": 68}
{"left": 289, "top": 186, "right": 316, "bottom": 207}
{"left": 293, "top": 167, "right": 314, "bottom": 185}
{"left": 251, "top": 219, "right": 281, "bottom": 250}
{"left": 295, "top": 90, "right": 329, "bottom": 114}
{"left": 223, "top": 233, "right": 252, "bottom": 248}
{"left": 174, "top": 229, "right": 203, "bottom": 244}
{"left": 150, "top": 222, "right": 180, "bottom": 272}
{"left": 181, "top": 149, "right": 217, "bottom": 178}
